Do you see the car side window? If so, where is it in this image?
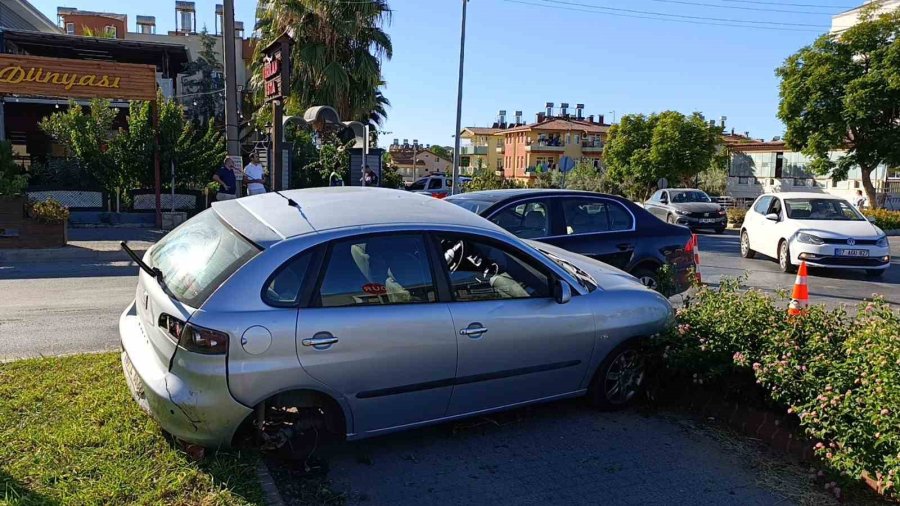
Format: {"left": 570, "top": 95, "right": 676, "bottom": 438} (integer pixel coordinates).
{"left": 661, "top": 191, "right": 669, "bottom": 202}
{"left": 650, "top": 191, "right": 661, "bottom": 202}
{"left": 263, "top": 252, "right": 312, "bottom": 307}
{"left": 489, "top": 201, "right": 550, "bottom": 239}
{"left": 316, "top": 234, "right": 437, "bottom": 307}
{"left": 562, "top": 198, "right": 632, "bottom": 234}
{"left": 427, "top": 178, "right": 442, "bottom": 190}
{"left": 753, "top": 196, "right": 773, "bottom": 214}
{"left": 435, "top": 234, "right": 550, "bottom": 302}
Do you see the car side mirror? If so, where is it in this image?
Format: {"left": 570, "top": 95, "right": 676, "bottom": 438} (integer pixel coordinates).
{"left": 660, "top": 198, "right": 668, "bottom": 204}
{"left": 867, "top": 216, "right": 876, "bottom": 223}
{"left": 765, "top": 213, "right": 779, "bottom": 222}
{"left": 555, "top": 279, "right": 572, "bottom": 304}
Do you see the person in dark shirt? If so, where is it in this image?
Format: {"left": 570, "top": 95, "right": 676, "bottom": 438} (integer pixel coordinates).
{"left": 213, "top": 157, "right": 238, "bottom": 200}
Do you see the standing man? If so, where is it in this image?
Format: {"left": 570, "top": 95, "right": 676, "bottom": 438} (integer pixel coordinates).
{"left": 213, "top": 157, "right": 237, "bottom": 201}
{"left": 244, "top": 153, "right": 267, "bottom": 195}
{"left": 854, "top": 189, "right": 866, "bottom": 209}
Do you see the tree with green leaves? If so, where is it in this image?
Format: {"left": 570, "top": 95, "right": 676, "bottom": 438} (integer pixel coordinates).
{"left": 40, "top": 99, "right": 119, "bottom": 196}
{"left": 564, "top": 162, "right": 607, "bottom": 193}
{"left": 252, "top": 0, "right": 393, "bottom": 128}
{"left": 603, "top": 111, "right": 721, "bottom": 201}
{"left": 182, "top": 28, "right": 225, "bottom": 126}
{"left": 777, "top": 4, "right": 900, "bottom": 209}
{"left": 380, "top": 151, "right": 404, "bottom": 189}
{"left": 428, "top": 145, "right": 452, "bottom": 161}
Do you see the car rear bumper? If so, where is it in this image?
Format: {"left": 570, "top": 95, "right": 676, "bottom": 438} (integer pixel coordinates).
{"left": 119, "top": 301, "right": 252, "bottom": 448}
{"left": 790, "top": 243, "right": 891, "bottom": 270}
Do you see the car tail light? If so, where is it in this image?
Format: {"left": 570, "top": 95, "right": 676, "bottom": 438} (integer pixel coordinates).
{"left": 158, "top": 313, "right": 229, "bottom": 355}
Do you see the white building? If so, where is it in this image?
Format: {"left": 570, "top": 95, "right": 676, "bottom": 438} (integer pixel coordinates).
{"left": 831, "top": 0, "right": 900, "bottom": 33}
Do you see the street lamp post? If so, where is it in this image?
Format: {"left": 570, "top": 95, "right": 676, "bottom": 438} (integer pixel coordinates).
{"left": 451, "top": 0, "right": 468, "bottom": 195}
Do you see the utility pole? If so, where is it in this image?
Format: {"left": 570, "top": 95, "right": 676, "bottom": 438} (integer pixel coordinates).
{"left": 223, "top": 0, "right": 241, "bottom": 196}
{"left": 451, "top": 0, "right": 468, "bottom": 195}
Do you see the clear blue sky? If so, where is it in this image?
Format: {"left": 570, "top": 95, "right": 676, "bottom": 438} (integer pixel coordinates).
{"left": 29, "top": 0, "right": 856, "bottom": 147}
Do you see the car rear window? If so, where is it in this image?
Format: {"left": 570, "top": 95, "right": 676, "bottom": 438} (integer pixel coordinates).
{"left": 447, "top": 198, "right": 495, "bottom": 214}
{"left": 149, "top": 210, "right": 260, "bottom": 307}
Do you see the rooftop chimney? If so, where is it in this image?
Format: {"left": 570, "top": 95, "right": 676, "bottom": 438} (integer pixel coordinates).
{"left": 545, "top": 102, "right": 554, "bottom": 118}
{"left": 576, "top": 104, "right": 584, "bottom": 120}
{"left": 560, "top": 102, "right": 569, "bottom": 119}
{"left": 720, "top": 116, "right": 727, "bottom": 129}
{"left": 393, "top": 138, "right": 399, "bottom": 146}
{"left": 598, "top": 114, "right": 605, "bottom": 125}
{"left": 537, "top": 112, "right": 546, "bottom": 123}
{"left": 514, "top": 110, "right": 522, "bottom": 125}
{"left": 588, "top": 115, "right": 594, "bottom": 123}
{"left": 498, "top": 110, "right": 507, "bottom": 128}
{"left": 744, "top": 131, "right": 750, "bottom": 138}
{"left": 136, "top": 15, "right": 156, "bottom": 34}
{"left": 175, "top": 1, "right": 196, "bottom": 34}
{"left": 403, "top": 138, "right": 409, "bottom": 147}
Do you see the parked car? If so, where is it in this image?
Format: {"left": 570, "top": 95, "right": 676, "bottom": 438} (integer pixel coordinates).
{"left": 119, "top": 187, "right": 673, "bottom": 449}
{"left": 405, "top": 173, "right": 470, "bottom": 199}
{"left": 740, "top": 192, "right": 891, "bottom": 277}
{"left": 643, "top": 188, "right": 727, "bottom": 233}
{"left": 446, "top": 189, "right": 697, "bottom": 293}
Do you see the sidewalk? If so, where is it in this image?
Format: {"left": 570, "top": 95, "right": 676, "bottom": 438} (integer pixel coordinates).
{"left": 0, "top": 228, "right": 163, "bottom": 264}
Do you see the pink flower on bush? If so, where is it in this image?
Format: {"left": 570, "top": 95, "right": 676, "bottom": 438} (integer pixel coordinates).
{"left": 733, "top": 352, "right": 748, "bottom": 366}
{"left": 677, "top": 324, "right": 691, "bottom": 336}
{"left": 815, "top": 442, "right": 825, "bottom": 450}
{"left": 882, "top": 408, "right": 890, "bottom": 416}
{"left": 752, "top": 362, "right": 761, "bottom": 371}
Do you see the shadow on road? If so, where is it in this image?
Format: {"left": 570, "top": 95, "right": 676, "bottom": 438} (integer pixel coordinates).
{"left": 0, "top": 259, "right": 139, "bottom": 280}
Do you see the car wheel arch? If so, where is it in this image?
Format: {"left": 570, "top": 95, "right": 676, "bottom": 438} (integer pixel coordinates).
{"left": 586, "top": 336, "right": 649, "bottom": 410}
{"left": 232, "top": 387, "right": 352, "bottom": 446}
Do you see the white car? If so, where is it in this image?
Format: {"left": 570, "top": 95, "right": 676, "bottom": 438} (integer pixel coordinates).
{"left": 740, "top": 192, "right": 890, "bottom": 278}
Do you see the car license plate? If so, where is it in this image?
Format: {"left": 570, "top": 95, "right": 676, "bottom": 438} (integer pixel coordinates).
{"left": 700, "top": 218, "right": 717, "bottom": 223}
{"left": 836, "top": 249, "right": 869, "bottom": 257}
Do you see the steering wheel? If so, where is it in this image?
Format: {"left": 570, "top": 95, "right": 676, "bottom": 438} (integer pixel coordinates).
{"left": 477, "top": 262, "right": 500, "bottom": 284}
{"left": 444, "top": 240, "right": 465, "bottom": 273}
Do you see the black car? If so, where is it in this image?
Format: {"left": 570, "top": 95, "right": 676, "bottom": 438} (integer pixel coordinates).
{"left": 446, "top": 189, "right": 696, "bottom": 293}
{"left": 643, "top": 188, "right": 727, "bottom": 233}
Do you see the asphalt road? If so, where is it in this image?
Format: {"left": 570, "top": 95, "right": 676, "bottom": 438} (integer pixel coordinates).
{"left": 0, "top": 234, "right": 897, "bottom": 361}
{"left": 697, "top": 232, "right": 900, "bottom": 308}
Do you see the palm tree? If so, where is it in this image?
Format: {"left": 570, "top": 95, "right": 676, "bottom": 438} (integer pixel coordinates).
{"left": 252, "top": 0, "right": 392, "bottom": 126}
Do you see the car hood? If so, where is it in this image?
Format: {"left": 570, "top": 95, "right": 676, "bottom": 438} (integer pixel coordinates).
{"left": 525, "top": 240, "right": 647, "bottom": 292}
{"left": 670, "top": 202, "right": 721, "bottom": 213}
{"left": 790, "top": 219, "right": 883, "bottom": 239}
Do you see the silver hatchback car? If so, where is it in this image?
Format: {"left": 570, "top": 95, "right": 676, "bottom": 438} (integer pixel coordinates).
{"left": 120, "top": 187, "right": 673, "bottom": 448}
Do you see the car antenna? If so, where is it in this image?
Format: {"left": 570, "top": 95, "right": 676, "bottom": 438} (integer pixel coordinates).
{"left": 273, "top": 190, "right": 299, "bottom": 208}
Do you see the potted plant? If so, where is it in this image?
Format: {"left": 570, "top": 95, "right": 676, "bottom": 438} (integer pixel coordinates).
{"left": 25, "top": 198, "right": 70, "bottom": 246}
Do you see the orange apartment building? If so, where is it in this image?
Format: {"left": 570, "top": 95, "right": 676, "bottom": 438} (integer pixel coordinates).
{"left": 462, "top": 104, "right": 610, "bottom": 180}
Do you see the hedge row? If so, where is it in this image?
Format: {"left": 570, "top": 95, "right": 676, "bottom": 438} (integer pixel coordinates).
{"left": 864, "top": 209, "right": 900, "bottom": 232}
{"left": 655, "top": 278, "right": 900, "bottom": 496}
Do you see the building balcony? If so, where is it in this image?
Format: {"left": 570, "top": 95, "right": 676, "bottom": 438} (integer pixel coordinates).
{"left": 525, "top": 144, "right": 565, "bottom": 152}
{"left": 582, "top": 145, "right": 603, "bottom": 153}
{"left": 496, "top": 145, "right": 504, "bottom": 154}
{"left": 460, "top": 146, "right": 488, "bottom": 155}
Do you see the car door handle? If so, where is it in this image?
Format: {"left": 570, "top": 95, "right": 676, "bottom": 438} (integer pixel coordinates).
{"left": 460, "top": 327, "right": 488, "bottom": 337}
{"left": 302, "top": 336, "right": 339, "bottom": 347}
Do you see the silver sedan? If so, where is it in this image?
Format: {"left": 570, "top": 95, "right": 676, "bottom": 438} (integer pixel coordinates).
{"left": 119, "top": 187, "right": 673, "bottom": 448}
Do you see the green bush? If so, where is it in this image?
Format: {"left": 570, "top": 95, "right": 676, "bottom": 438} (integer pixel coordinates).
{"left": 863, "top": 209, "right": 900, "bottom": 231}
{"left": 657, "top": 279, "right": 900, "bottom": 496}
{"left": 726, "top": 207, "right": 747, "bottom": 228}
{"left": 0, "top": 140, "right": 28, "bottom": 196}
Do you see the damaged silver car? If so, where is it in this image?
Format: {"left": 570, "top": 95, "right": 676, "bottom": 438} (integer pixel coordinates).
{"left": 120, "top": 187, "right": 673, "bottom": 448}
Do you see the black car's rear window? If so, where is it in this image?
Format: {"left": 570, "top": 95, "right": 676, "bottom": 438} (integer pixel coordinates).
{"left": 149, "top": 210, "right": 260, "bottom": 307}
{"left": 447, "top": 198, "right": 496, "bottom": 214}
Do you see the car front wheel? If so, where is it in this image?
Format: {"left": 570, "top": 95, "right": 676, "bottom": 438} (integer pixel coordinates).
{"left": 740, "top": 230, "right": 755, "bottom": 259}
{"left": 631, "top": 267, "right": 659, "bottom": 291}
{"left": 779, "top": 240, "right": 796, "bottom": 273}
{"left": 588, "top": 341, "right": 645, "bottom": 410}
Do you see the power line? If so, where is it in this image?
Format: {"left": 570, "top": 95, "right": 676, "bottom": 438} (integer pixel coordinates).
{"left": 647, "top": 0, "right": 842, "bottom": 15}
{"left": 718, "top": 0, "right": 854, "bottom": 8}
{"left": 529, "top": 0, "right": 830, "bottom": 27}
{"left": 501, "top": 0, "right": 826, "bottom": 31}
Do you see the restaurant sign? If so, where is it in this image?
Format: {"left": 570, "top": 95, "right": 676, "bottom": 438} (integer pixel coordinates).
{"left": 0, "top": 54, "right": 157, "bottom": 101}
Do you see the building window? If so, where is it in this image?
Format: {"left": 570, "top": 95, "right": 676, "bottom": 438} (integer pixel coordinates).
{"left": 574, "top": 134, "right": 580, "bottom": 145}
{"left": 105, "top": 25, "right": 117, "bottom": 37}
{"left": 65, "top": 22, "right": 75, "bottom": 35}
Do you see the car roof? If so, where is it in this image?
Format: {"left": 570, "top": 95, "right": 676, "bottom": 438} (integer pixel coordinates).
{"left": 663, "top": 188, "right": 705, "bottom": 192}
{"left": 212, "top": 187, "right": 502, "bottom": 247}
{"left": 448, "top": 188, "right": 625, "bottom": 204}
{"left": 767, "top": 192, "right": 846, "bottom": 200}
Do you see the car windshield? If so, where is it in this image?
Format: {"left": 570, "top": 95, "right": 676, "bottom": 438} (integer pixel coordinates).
{"left": 537, "top": 248, "right": 597, "bottom": 292}
{"left": 408, "top": 178, "right": 428, "bottom": 191}
{"left": 447, "top": 198, "right": 496, "bottom": 215}
{"left": 670, "top": 191, "right": 711, "bottom": 203}
{"left": 785, "top": 198, "right": 864, "bottom": 221}
{"left": 149, "top": 210, "right": 260, "bottom": 307}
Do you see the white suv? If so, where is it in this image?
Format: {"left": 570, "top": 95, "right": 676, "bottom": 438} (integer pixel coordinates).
{"left": 740, "top": 192, "right": 890, "bottom": 277}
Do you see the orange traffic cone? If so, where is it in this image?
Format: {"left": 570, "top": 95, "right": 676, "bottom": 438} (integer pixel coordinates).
{"left": 685, "top": 234, "right": 701, "bottom": 283}
{"left": 788, "top": 261, "right": 809, "bottom": 317}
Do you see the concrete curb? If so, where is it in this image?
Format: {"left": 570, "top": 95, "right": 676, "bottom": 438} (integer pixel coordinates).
{"left": 0, "top": 242, "right": 152, "bottom": 264}
{"left": 256, "top": 460, "right": 286, "bottom": 506}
